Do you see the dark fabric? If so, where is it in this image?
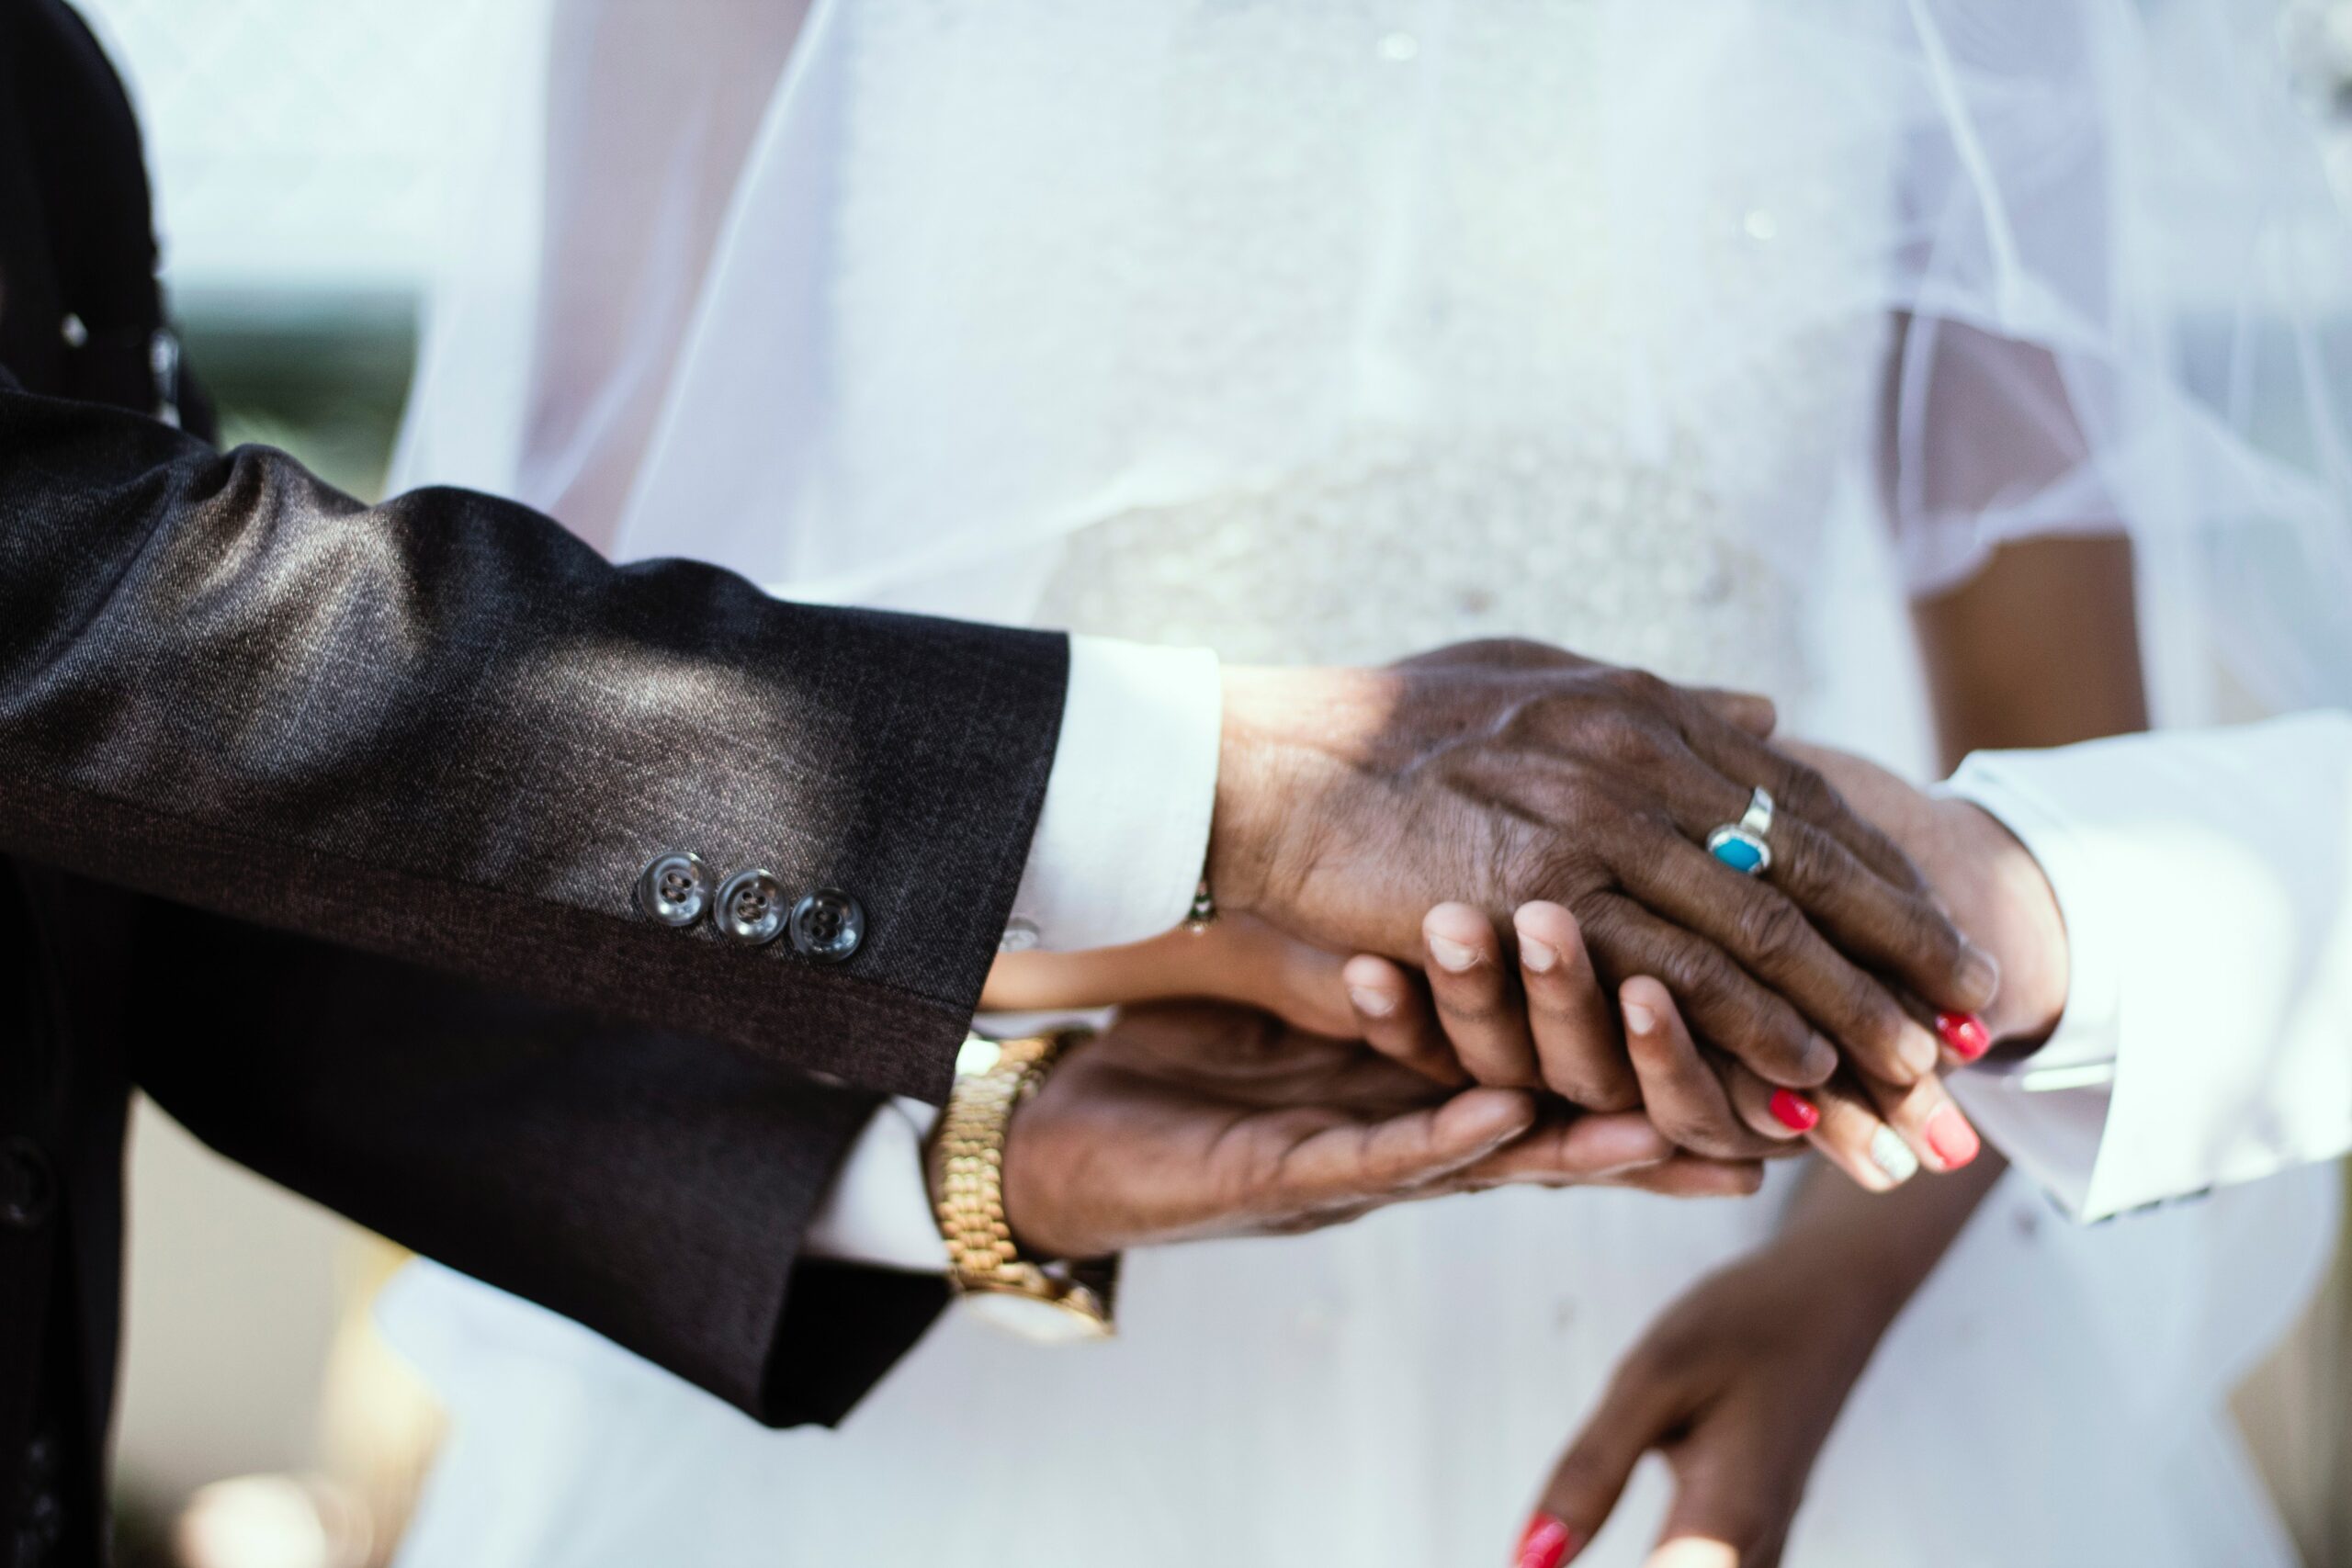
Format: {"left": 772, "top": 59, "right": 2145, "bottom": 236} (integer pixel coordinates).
{"left": 0, "top": 386, "right": 1069, "bottom": 1101}
{"left": 127, "top": 901, "right": 952, "bottom": 1427}
{"left": 0, "top": 2, "right": 1053, "bottom": 1557}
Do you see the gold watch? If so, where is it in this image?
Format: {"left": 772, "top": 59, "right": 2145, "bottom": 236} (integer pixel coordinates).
{"left": 930, "top": 1031, "right": 1117, "bottom": 1342}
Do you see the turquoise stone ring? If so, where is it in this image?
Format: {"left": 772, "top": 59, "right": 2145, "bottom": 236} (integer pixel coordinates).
{"left": 1706, "top": 787, "right": 1776, "bottom": 876}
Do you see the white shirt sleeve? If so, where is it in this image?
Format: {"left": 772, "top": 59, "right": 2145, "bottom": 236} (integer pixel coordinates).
{"left": 800, "top": 1098, "right": 949, "bottom": 1272}
{"left": 802, "top": 1011, "right": 1119, "bottom": 1272}
{"left": 1001, "top": 634, "right": 1223, "bottom": 953}
{"left": 1941, "top": 711, "right": 2352, "bottom": 1221}
{"left": 804, "top": 640, "right": 1218, "bottom": 1272}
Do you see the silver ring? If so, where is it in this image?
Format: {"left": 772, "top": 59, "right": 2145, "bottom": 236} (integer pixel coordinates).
{"left": 1706, "top": 785, "right": 1775, "bottom": 876}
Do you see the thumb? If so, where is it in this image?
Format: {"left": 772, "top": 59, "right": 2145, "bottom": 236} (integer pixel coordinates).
{"left": 1278, "top": 1088, "right": 1536, "bottom": 1211}
{"left": 1519, "top": 1358, "right": 1693, "bottom": 1566}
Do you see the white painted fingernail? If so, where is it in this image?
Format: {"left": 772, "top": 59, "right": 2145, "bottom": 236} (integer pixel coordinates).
{"left": 1348, "top": 984, "right": 1396, "bottom": 1019}
{"left": 1520, "top": 937, "right": 1559, "bottom": 974}
{"left": 1623, "top": 999, "right": 1657, "bottom": 1035}
{"left": 1869, "top": 1126, "right": 1920, "bottom": 1184}
{"left": 1428, "top": 934, "right": 1480, "bottom": 973}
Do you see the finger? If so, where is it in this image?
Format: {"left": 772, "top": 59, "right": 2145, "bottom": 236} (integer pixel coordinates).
{"left": 1259, "top": 933, "right": 1359, "bottom": 1038}
{"left": 1270, "top": 1088, "right": 1537, "bottom": 1210}
{"left": 1456, "top": 1110, "right": 1673, "bottom": 1187}
{"left": 1804, "top": 1072, "right": 1917, "bottom": 1192}
{"left": 1678, "top": 730, "right": 2000, "bottom": 1014}
{"left": 1624, "top": 831, "right": 1941, "bottom": 1088}
{"left": 1853, "top": 1061, "right": 1984, "bottom": 1177}
{"left": 1599, "top": 1156, "right": 1768, "bottom": 1199}
{"left": 1714, "top": 1056, "right": 1813, "bottom": 1145}
{"left": 1533, "top": 1351, "right": 1702, "bottom": 1562}
{"left": 1653, "top": 1445, "right": 1794, "bottom": 1568}
{"left": 1514, "top": 902, "right": 1641, "bottom": 1110}
{"left": 1424, "top": 903, "right": 1542, "bottom": 1089}
{"left": 1643, "top": 1542, "right": 1743, "bottom": 1568}
{"left": 1620, "top": 976, "right": 1782, "bottom": 1161}
{"left": 1688, "top": 687, "right": 1778, "bottom": 739}
{"left": 1580, "top": 897, "right": 1837, "bottom": 1089}
{"left": 1679, "top": 720, "right": 1929, "bottom": 894}
{"left": 1343, "top": 954, "right": 1470, "bottom": 1087}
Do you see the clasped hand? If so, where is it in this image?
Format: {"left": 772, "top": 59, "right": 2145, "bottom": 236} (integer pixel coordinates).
{"left": 986, "top": 643, "right": 2038, "bottom": 1235}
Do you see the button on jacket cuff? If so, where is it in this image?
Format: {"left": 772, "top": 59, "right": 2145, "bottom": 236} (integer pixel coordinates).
{"left": 1006, "top": 637, "right": 1221, "bottom": 952}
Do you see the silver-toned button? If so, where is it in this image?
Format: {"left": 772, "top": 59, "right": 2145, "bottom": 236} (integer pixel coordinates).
{"left": 999, "top": 916, "right": 1041, "bottom": 953}
{"left": 789, "top": 889, "right": 865, "bottom": 963}
{"left": 635, "top": 851, "right": 715, "bottom": 928}
{"left": 716, "top": 869, "right": 790, "bottom": 945}
{"left": 60, "top": 313, "right": 88, "bottom": 349}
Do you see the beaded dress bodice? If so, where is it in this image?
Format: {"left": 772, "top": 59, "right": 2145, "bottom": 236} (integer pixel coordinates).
{"left": 825, "top": 2, "right": 1894, "bottom": 685}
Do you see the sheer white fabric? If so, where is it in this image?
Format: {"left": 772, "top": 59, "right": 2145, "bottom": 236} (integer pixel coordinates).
{"left": 399, "top": 0, "right": 2352, "bottom": 713}
{"left": 383, "top": 2, "right": 2351, "bottom": 1564}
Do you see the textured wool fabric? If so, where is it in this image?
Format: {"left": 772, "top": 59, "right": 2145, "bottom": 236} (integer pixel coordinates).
{"left": 0, "top": 1, "right": 1062, "bottom": 1553}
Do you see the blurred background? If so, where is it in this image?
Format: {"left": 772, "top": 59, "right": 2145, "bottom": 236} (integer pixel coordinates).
{"left": 59, "top": 0, "right": 2352, "bottom": 1563}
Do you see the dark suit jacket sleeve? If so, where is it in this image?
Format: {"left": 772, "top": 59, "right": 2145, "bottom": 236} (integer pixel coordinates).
{"left": 0, "top": 379, "right": 1068, "bottom": 1103}
{"left": 127, "top": 897, "right": 948, "bottom": 1427}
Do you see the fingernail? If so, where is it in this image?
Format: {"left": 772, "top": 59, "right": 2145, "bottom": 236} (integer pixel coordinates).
{"left": 1869, "top": 1125, "right": 1920, "bottom": 1184}
{"left": 1622, "top": 998, "right": 1657, "bottom": 1035}
{"left": 1957, "top": 942, "right": 2002, "bottom": 1009}
{"left": 1924, "top": 1104, "right": 1981, "bottom": 1169}
{"left": 1348, "top": 984, "right": 1396, "bottom": 1019}
{"left": 1521, "top": 936, "right": 1559, "bottom": 974}
{"left": 1769, "top": 1089, "right": 1819, "bottom": 1132}
{"left": 1936, "top": 1010, "right": 1991, "bottom": 1063}
{"left": 1429, "top": 934, "right": 1480, "bottom": 973}
{"left": 1515, "top": 1513, "right": 1578, "bottom": 1568}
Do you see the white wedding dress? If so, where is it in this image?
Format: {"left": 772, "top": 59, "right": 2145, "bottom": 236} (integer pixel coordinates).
{"left": 383, "top": 4, "right": 2349, "bottom": 1564}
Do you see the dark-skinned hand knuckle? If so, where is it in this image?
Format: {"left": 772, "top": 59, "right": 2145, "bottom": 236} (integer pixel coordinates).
{"left": 1667, "top": 946, "right": 1737, "bottom": 1005}
{"left": 1609, "top": 665, "right": 1671, "bottom": 708}
{"left": 1770, "top": 828, "right": 1832, "bottom": 899}
{"left": 1731, "top": 897, "right": 1808, "bottom": 969}
{"left": 1773, "top": 760, "right": 1835, "bottom": 818}
{"left": 1901, "top": 895, "right": 1964, "bottom": 958}
{"left": 1852, "top": 986, "right": 1907, "bottom": 1048}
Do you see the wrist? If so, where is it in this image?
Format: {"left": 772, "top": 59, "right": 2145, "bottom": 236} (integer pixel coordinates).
{"left": 1934, "top": 800, "right": 2068, "bottom": 1041}
{"left": 1210, "top": 665, "right": 1392, "bottom": 919}
{"left": 930, "top": 1032, "right": 1091, "bottom": 1263}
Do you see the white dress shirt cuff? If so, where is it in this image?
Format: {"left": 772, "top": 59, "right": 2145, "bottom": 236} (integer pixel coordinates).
{"left": 1939, "top": 754, "right": 2126, "bottom": 1082}
{"left": 1941, "top": 716, "right": 2352, "bottom": 1221}
{"left": 1004, "top": 636, "right": 1222, "bottom": 953}
{"left": 801, "top": 1099, "right": 947, "bottom": 1273}
{"left": 801, "top": 1011, "right": 1118, "bottom": 1274}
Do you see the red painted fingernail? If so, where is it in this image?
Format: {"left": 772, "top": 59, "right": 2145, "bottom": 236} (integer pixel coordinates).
{"left": 1936, "top": 1010, "right": 1991, "bottom": 1062}
{"left": 1924, "top": 1104, "right": 1981, "bottom": 1169}
{"left": 1769, "top": 1089, "right": 1819, "bottom": 1133}
{"left": 1515, "top": 1514, "right": 1578, "bottom": 1568}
